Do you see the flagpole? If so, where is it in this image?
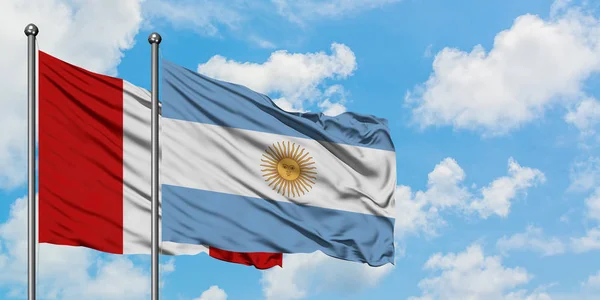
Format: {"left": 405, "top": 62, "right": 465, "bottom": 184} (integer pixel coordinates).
{"left": 24, "top": 23, "right": 39, "bottom": 300}
{"left": 149, "top": 32, "right": 162, "bottom": 300}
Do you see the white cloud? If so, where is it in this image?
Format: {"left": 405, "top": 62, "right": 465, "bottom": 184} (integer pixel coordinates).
{"left": 160, "top": 258, "right": 176, "bottom": 273}
{"left": 317, "top": 85, "right": 348, "bottom": 116}
{"left": 194, "top": 285, "right": 228, "bottom": 300}
{"left": 143, "top": 0, "right": 243, "bottom": 37}
{"left": 550, "top": 0, "right": 574, "bottom": 17}
{"left": 565, "top": 97, "right": 600, "bottom": 137}
{"left": 571, "top": 228, "right": 600, "bottom": 253}
{"left": 395, "top": 157, "right": 545, "bottom": 237}
{"left": 409, "top": 244, "right": 546, "bottom": 300}
{"left": 394, "top": 157, "right": 469, "bottom": 238}
{"left": 421, "top": 157, "right": 471, "bottom": 209}
{"left": 70, "top": 258, "right": 149, "bottom": 299}
{"left": 570, "top": 175, "right": 600, "bottom": 253}
{"left": 569, "top": 157, "right": 600, "bottom": 192}
{"left": 585, "top": 188, "right": 600, "bottom": 221}
{"left": 248, "top": 35, "right": 277, "bottom": 49}
{"left": 159, "top": 258, "right": 176, "bottom": 288}
{"left": 582, "top": 271, "right": 600, "bottom": 290}
{"left": 272, "top": 0, "right": 401, "bottom": 24}
{"left": 272, "top": 98, "right": 307, "bottom": 113}
{"left": 0, "top": 0, "right": 144, "bottom": 188}
{"left": 504, "top": 290, "right": 553, "bottom": 300}
{"left": 581, "top": 271, "right": 600, "bottom": 291}
{"left": 468, "top": 158, "right": 546, "bottom": 218}
{"left": 394, "top": 185, "right": 446, "bottom": 238}
{"left": 260, "top": 251, "right": 393, "bottom": 300}
{"left": 0, "top": 196, "right": 152, "bottom": 299}
{"left": 530, "top": 271, "right": 600, "bottom": 300}
{"left": 569, "top": 186, "right": 600, "bottom": 253}
{"left": 496, "top": 226, "right": 566, "bottom": 256}
{"left": 318, "top": 99, "right": 347, "bottom": 116}
{"left": 424, "top": 44, "right": 434, "bottom": 58}
{"left": 406, "top": 5, "right": 600, "bottom": 135}
{"left": 197, "top": 43, "right": 356, "bottom": 112}
{"left": 523, "top": 273, "right": 600, "bottom": 300}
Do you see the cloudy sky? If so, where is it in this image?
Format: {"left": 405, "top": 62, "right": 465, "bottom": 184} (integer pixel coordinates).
{"left": 1, "top": 0, "right": 600, "bottom": 299}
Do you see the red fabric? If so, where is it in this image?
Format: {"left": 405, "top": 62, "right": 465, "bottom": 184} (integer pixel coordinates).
{"left": 39, "top": 50, "right": 125, "bottom": 253}
{"left": 210, "top": 248, "right": 282, "bottom": 269}
{"left": 37, "top": 51, "right": 283, "bottom": 269}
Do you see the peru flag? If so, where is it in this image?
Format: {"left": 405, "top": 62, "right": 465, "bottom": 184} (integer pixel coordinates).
{"left": 38, "top": 51, "right": 282, "bottom": 269}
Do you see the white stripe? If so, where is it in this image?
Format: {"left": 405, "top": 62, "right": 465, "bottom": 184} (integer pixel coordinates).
{"left": 122, "top": 80, "right": 208, "bottom": 255}
{"left": 161, "top": 118, "right": 397, "bottom": 218}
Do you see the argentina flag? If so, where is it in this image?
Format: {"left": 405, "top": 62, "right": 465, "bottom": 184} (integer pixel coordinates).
{"left": 160, "top": 59, "right": 396, "bottom": 267}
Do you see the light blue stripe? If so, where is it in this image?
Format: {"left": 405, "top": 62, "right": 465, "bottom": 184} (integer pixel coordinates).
{"left": 161, "top": 59, "right": 395, "bottom": 152}
{"left": 161, "top": 185, "right": 395, "bottom": 266}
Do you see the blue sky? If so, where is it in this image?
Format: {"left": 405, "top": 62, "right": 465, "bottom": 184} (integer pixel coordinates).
{"left": 2, "top": 0, "right": 600, "bottom": 299}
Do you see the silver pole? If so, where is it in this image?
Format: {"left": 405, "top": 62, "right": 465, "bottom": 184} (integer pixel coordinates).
{"left": 148, "top": 32, "right": 162, "bottom": 300}
{"left": 24, "top": 23, "right": 38, "bottom": 300}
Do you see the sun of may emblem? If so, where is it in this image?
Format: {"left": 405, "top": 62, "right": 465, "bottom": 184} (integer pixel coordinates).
{"left": 261, "top": 141, "right": 317, "bottom": 197}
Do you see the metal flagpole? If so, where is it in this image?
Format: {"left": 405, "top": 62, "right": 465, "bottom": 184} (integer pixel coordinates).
{"left": 25, "top": 23, "right": 39, "bottom": 300}
{"left": 148, "top": 32, "right": 162, "bottom": 300}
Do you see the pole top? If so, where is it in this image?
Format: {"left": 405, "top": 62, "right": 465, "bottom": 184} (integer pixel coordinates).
{"left": 148, "top": 32, "right": 162, "bottom": 44}
{"left": 24, "top": 23, "right": 39, "bottom": 36}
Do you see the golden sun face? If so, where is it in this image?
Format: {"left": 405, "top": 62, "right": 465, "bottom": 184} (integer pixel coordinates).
{"left": 261, "top": 141, "right": 317, "bottom": 197}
